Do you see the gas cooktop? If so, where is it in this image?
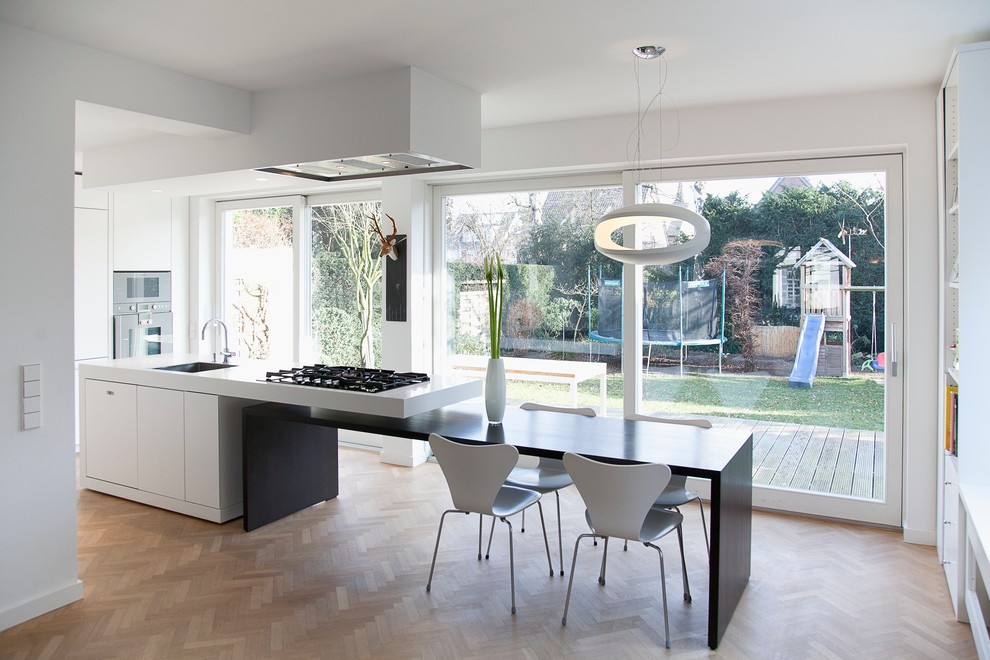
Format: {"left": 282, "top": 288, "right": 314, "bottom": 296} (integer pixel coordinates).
{"left": 261, "top": 365, "right": 430, "bottom": 393}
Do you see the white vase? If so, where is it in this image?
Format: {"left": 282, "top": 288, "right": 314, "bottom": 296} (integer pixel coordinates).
{"left": 485, "top": 357, "right": 506, "bottom": 425}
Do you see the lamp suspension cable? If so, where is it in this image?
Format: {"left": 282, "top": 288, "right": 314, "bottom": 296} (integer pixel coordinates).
{"left": 594, "top": 44, "right": 710, "bottom": 266}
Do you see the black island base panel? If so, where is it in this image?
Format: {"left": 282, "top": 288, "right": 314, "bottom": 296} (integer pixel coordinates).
{"left": 242, "top": 411, "right": 339, "bottom": 531}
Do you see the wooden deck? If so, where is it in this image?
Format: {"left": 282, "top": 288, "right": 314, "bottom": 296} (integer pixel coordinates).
{"left": 708, "top": 417, "right": 884, "bottom": 499}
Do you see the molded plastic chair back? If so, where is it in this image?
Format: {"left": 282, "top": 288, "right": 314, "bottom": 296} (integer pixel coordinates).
{"left": 429, "top": 433, "right": 519, "bottom": 515}
{"left": 520, "top": 402, "right": 597, "bottom": 417}
{"left": 563, "top": 452, "right": 671, "bottom": 541}
{"left": 625, "top": 413, "right": 712, "bottom": 429}
{"left": 516, "top": 402, "right": 596, "bottom": 469}
{"left": 626, "top": 412, "right": 711, "bottom": 556}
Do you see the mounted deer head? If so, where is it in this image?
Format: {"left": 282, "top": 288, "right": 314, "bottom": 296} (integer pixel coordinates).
{"left": 370, "top": 213, "right": 399, "bottom": 261}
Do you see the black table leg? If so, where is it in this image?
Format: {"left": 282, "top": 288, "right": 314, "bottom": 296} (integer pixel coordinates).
{"left": 242, "top": 411, "right": 339, "bottom": 532}
{"left": 707, "top": 437, "right": 753, "bottom": 649}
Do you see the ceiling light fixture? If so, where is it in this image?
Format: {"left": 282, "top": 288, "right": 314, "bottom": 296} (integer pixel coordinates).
{"left": 593, "top": 45, "right": 710, "bottom": 265}
{"left": 633, "top": 45, "right": 665, "bottom": 60}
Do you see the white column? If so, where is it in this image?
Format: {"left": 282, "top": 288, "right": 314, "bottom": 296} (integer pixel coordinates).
{"left": 378, "top": 177, "right": 432, "bottom": 466}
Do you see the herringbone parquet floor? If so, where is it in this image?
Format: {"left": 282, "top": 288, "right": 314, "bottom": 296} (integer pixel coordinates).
{"left": 0, "top": 448, "right": 976, "bottom": 659}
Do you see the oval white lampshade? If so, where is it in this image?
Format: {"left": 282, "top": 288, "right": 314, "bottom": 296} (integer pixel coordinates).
{"left": 593, "top": 203, "right": 711, "bottom": 265}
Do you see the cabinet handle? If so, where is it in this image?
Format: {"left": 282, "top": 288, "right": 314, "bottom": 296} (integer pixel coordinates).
{"left": 944, "top": 520, "right": 952, "bottom": 525}
{"left": 943, "top": 560, "right": 953, "bottom": 565}
{"left": 945, "top": 481, "right": 953, "bottom": 485}
{"left": 106, "top": 390, "right": 115, "bottom": 395}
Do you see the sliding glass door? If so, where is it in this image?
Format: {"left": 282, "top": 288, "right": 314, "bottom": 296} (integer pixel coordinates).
{"left": 631, "top": 154, "right": 903, "bottom": 525}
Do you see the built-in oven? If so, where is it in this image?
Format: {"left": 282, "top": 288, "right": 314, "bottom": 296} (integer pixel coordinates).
{"left": 112, "top": 271, "right": 173, "bottom": 358}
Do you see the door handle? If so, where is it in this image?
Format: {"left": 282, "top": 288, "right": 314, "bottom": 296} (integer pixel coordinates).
{"left": 890, "top": 323, "right": 898, "bottom": 377}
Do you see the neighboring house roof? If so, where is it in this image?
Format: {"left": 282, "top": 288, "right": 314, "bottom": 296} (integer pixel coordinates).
{"left": 774, "top": 246, "right": 802, "bottom": 269}
{"left": 794, "top": 237, "right": 856, "bottom": 269}
{"left": 767, "top": 176, "right": 813, "bottom": 195}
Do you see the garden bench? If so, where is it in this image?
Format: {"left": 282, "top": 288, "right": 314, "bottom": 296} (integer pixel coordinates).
{"left": 447, "top": 355, "right": 608, "bottom": 416}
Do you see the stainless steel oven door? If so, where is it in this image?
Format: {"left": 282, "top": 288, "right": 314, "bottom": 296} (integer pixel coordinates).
{"left": 113, "top": 311, "right": 173, "bottom": 358}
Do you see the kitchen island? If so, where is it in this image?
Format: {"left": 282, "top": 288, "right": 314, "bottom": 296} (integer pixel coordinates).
{"left": 77, "top": 354, "right": 481, "bottom": 523}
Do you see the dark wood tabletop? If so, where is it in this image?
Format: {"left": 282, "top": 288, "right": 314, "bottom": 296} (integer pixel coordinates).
{"left": 244, "top": 401, "right": 749, "bottom": 476}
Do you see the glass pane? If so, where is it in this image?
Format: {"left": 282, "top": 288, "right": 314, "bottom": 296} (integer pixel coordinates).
{"left": 223, "top": 206, "right": 294, "bottom": 361}
{"left": 310, "top": 201, "right": 383, "bottom": 367}
{"left": 443, "top": 186, "right": 623, "bottom": 415}
{"left": 638, "top": 172, "right": 887, "bottom": 501}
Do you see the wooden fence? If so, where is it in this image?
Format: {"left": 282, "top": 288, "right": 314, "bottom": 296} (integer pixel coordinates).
{"left": 752, "top": 325, "right": 800, "bottom": 358}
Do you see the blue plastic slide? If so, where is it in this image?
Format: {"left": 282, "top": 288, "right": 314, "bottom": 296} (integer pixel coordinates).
{"left": 788, "top": 314, "right": 826, "bottom": 388}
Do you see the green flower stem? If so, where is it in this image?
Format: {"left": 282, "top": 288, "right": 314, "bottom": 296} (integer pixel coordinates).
{"left": 483, "top": 253, "right": 505, "bottom": 359}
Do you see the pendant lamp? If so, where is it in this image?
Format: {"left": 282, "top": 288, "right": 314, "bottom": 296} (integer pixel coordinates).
{"left": 594, "top": 46, "right": 711, "bottom": 265}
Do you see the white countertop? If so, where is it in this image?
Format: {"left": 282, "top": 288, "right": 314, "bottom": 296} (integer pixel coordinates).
{"left": 78, "top": 354, "right": 482, "bottom": 418}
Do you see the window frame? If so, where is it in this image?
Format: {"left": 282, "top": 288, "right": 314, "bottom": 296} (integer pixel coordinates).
{"left": 215, "top": 190, "right": 382, "bottom": 364}
{"left": 430, "top": 172, "right": 622, "bottom": 375}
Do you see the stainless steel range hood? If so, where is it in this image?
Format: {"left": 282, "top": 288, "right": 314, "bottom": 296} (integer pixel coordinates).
{"left": 256, "top": 151, "right": 469, "bottom": 183}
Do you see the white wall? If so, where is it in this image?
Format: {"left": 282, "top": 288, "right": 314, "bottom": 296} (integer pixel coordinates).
{"left": 481, "top": 87, "right": 940, "bottom": 543}
{"left": 0, "top": 22, "right": 251, "bottom": 631}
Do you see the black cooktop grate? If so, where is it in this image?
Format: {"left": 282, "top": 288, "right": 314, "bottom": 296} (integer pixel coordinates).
{"left": 262, "top": 365, "right": 430, "bottom": 393}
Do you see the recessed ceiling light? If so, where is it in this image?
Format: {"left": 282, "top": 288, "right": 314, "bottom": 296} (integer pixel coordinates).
{"left": 150, "top": 189, "right": 163, "bottom": 193}
{"left": 255, "top": 177, "right": 268, "bottom": 182}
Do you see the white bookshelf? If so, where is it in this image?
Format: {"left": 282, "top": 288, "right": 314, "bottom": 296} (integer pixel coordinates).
{"left": 937, "top": 42, "right": 990, "bottom": 653}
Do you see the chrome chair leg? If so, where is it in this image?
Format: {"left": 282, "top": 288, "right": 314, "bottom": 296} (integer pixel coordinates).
{"left": 646, "top": 541, "right": 672, "bottom": 649}
{"left": 485, "top": 502, "right": 556, "bottom": 577}
{"left": 535, "top": 500, "right": 554, "bottom": 576}
{"left": 502, "top": 516, "right": 517, "bottom": 614}
{"left": 555, "top": 491, "right": 565, "bottom": 575}
{"left": 676, "top": 523, "right": 691, "bottom": 602}
{"left": 696, "top": 497, "right": 710, "bottom": 558}
{"left": 485, "top": 515, "right": 496, "bottom": 559}
{"left": 478, "top": 514, "right": 484, "bottom": 560}
{"left": 598, "top": 536, "right": 609, "bottom": 586}
{"left": 562, "top": 532, "right": 596, "bottom": 625}
{"left": 427, "top": 509, "right": 459, "bottom": 592}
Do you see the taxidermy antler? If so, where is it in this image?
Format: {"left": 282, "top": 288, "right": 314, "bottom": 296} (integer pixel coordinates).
{"left": 370, "top": 213, "right": 399, "bottom": 261}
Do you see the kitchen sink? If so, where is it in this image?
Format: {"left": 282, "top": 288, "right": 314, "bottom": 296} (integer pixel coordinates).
{"left": 154, "top": 362, "right": 237, "bottom": 373}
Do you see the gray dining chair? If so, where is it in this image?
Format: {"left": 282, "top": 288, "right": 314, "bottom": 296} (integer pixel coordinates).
{"left": 626, "top": 412, "right": 712, "bottom": 557}
{"left": 560, "top": 451, "right": 690, "bottom": 649}
{"left": 426, "top": 433, "right": 552, "bottom": 614}
{"left": 486, "top": 401, "right": 595, "bottom": 576}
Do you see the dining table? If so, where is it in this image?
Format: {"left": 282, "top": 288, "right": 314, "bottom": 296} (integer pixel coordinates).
{"left": 240, "top": 400, "right": 752, "bottom": 650}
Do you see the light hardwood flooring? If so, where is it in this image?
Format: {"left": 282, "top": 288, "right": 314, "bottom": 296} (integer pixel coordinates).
{"left": 0, "top": 448, "right": 976, "bottom": 659}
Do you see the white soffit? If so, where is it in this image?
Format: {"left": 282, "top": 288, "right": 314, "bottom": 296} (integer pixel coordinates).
{"left": 79, "top": 67, "right": 481, "bottom": 195}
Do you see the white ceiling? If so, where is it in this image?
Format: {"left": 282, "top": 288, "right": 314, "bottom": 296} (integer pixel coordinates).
{"left": 3, "top": 0, "right": 990, "bottom": 153}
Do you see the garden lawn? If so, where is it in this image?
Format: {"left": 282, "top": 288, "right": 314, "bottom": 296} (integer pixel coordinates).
{"left": 505, "top": 372, "right": 885, "bottom": 432}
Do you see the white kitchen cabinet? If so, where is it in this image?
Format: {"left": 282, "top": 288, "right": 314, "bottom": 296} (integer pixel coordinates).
{"left": 184, "top": 391, "right": 220, "bottom": 507}
{"left": 74, "top": 207, "right": 110, "bottom": 360}
{"left": 81, "top": 376, "right": 248, "bottom": 522}
{"left": 84, "top": 379, "right": 137, "bottom": 487}
{"left": 137, "top": 386, "right": 185, "bottom": 500}
{"left": 185, "top": 393, "right": 245, "bottom": 512}
{"left": 112, "top": 193, "right": 172, "bottom": 271}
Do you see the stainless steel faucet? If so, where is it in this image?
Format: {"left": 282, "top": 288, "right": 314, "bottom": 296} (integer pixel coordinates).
{"left": 201, "top": 319, "right": 236, "bottom": 363}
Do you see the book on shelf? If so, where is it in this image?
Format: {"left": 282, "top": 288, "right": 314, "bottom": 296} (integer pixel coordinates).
{"left": 945, "top": 385, "right": 959, "bottom": 456}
